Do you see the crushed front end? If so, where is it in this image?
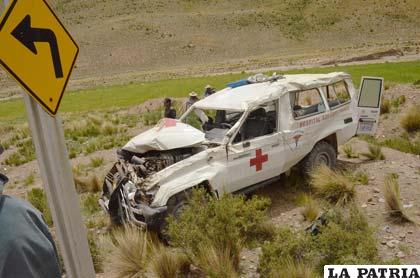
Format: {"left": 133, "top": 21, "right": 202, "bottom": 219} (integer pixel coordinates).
{"left": 99, "top": 147, "right": 199, "bottom": 229}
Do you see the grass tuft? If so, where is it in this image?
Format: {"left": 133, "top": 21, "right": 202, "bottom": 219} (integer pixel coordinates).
{"left": 361, "top": 144, "right": 385, "bottom": 160}
{"left": 400, "top": 105, "right": 420, "bottom": 133}
{"left": 342, "top": 144, "right": 358, "bottom": 158}
{"left": 89, "top": 156, "right": 105, "bottom": 168}
{"left": 300, "top": 194, "right": 320, "bottom": 222}
{"left": 150, "top": 243, "right": 190, "bottom": 278}
{"left": 272, "top": 257, "right": 318, "bottom": 278}
{"left": 310, "top": 165, "right": 355, "bottom": 206}
{"left": 383, "top": 174, "right": 414, "bottom": 223}
{"left": 380, "top": 99, "right": 391, "bottom": 114}
{"left": 196, "top": 241, "right": 239, "bottom": 278}
{"left": 88, "top": 231, "right": 103, "bottom": 273}
{"left": 27, "top": 188, "right": 53, "bottom": 226}
{"left": 103, "top": 225, "right": 150, "bottom": 277}
{"left": 82, "top": 193, "right": 101, "bottom": 216}
{"left": 346, "top": 171, "right": 369, "bottom": 185}
{"left": 23, "top": 172, "right": 35, "bottom": 187}
{"left": 74, "top": 174, "right": 102, "bottom": 193}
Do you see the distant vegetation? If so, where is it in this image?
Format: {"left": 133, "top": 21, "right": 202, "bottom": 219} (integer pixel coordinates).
{"left": 1, "top": 61, "right": 420, "bottom": 121}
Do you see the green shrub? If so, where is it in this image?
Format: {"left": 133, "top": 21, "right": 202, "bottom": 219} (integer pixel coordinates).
{"left": 258, "top": 228, "right": 315, "bottom": 277}
{"left": 400, "top": 105, "right": 420, "bottom": 133}
{"left": 259, "top": 206, "right": 379, "bottom": 276}
{"left": 167, "top": 189, "right": 271, "bottom": 270}
{"left": 315, "top": 206, "right": 379, "bottom": 267}
{"left": 27, "top": 188, "right": 53, "bottom": 226}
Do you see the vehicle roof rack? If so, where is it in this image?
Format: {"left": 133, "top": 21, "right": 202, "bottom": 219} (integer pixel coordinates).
{"left": 227, "top": 73, "right": 284, "bottom": 88}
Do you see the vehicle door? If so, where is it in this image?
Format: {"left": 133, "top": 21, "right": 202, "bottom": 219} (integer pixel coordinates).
{"left": 226, "top": 100, "right": 283, "bottom": 193}
{"left": 322, "top": 80, "right": 355, "bottom": 144}
{"left": 281, "top": 88, "right": 330, "bottom": 170}
{"left": 355, "top": 77, "right": 384, "bottom": 135}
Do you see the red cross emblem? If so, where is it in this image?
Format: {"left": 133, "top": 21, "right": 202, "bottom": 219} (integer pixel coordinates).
{"left": 163, "top": 118, "right": 177, "bottom": 127}
{"left": 250, "top": 149, "right": 268, "bottom": 172}
{"left": 157, "top": 118, "right": 177, "bottom": 130}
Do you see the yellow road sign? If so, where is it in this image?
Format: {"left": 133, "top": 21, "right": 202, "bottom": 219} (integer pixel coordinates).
{"left": 0, "top": 0, "right": 78, "bottom": 115}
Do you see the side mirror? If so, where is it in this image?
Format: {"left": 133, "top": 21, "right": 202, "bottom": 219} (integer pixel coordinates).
{"left": 0, "top": 173, "right": 9, "bottom": 187}
{"left": 242, "top": 141, "right": 250, "bottom": 148}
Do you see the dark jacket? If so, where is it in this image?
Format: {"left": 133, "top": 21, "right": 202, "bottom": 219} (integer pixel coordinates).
{"left": 164, "top": 107, "right": 177, "bottom": 119}
{"left": 0, "top": 195, "right": 61, "bottom": 278}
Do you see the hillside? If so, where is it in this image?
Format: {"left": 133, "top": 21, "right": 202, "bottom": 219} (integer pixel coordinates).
{"left": 1, "top": 0, "right": 420, "bottom": 94}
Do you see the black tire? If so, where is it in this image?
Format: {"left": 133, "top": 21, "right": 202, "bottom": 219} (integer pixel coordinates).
{"left": 159, "top": 191, "right": 189, "bottom": 242}
{"left": 300, "top": 141, "right": 337, "bottom": 174}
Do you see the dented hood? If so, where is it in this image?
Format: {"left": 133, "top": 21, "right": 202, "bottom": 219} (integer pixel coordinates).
{"left": 122, "top": 118, "right": 205, "bottom": 153}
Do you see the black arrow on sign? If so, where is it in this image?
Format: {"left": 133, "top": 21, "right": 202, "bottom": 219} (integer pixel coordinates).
{"left": 11, "top": 15, "right": 63, "bottom": 78}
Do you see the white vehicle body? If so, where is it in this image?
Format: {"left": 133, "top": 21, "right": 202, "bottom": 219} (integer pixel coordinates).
{"left": 100, "top": 72, "right": 383, "bottom": 229}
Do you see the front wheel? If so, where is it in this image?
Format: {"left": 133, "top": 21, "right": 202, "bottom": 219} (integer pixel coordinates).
{"left": 300, "top": 141, "right": 337, "bottom": 174}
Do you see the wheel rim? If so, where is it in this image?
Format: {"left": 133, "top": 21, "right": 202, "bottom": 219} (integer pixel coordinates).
{"left": 315, "top": 152, "right": 331, "bottom": 167}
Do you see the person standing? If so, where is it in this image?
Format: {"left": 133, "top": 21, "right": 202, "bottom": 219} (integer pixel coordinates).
{"left": 204, "top": 85, "right": 215, "bottom": 97}
{"left": 0, "top": 147, "right": 61, "bottom": 278}
{"left": 163, "top": 98, "right": 176, "bottom": 119}
{"left": 182, "top": 92, "right": 199, "bottom": 114}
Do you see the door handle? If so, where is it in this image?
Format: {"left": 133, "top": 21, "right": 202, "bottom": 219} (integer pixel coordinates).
{"left": 344, "top": 117, "right": 353, "bottom": 124}
{"left": 242, "top": 141, "right": 250, "bottom": 148}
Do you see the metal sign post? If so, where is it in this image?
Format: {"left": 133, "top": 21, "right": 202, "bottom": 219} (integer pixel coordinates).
{"left": 23, "top": 94, "right": 95, "bottom": 278}
{"left": 1, "top": 1, "right": 95, "bottom": 277}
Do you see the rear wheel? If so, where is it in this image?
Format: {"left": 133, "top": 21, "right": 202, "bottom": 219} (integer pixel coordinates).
{"left": 300, "top": 141, "right": 337, "bottom": 174}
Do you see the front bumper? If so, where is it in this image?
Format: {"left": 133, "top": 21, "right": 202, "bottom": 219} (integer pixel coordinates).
{"left": 99, "top": 193, "right": 167, "bottom": 230}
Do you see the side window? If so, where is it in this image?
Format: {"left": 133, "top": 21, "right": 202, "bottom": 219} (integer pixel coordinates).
{"left": 233, "top": 101, "right": 278, "bottom": 143}
{"left": 326, "top": 81, "right": 351, "bottom": 109}
{"left": 290, "top": 88, "right": 325, "bottom": 119}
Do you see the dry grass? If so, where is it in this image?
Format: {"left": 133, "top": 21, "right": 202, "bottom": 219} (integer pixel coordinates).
{"left": 74, "top": 174, "right": 102, "bottom": 193}
{"left": 274, "top": 258, "right": 319, "bottom": 278}
{"left": 196, "top": 242, "right": 240, "bottom": 278}
{"left": 361, "top": 144, "right": 385, "bottom": 160}
{"left": 310, "top": 165, "right": 355, "bottom": 206}
{"left": 400, "top": 105, "right": 420, "bottom": 133}
{"left": 103, "top": 225, "right": 150, "bottom": 277}
{"left": 383, "top": 174, "right": 414, "bottom": 224}
{"left": 300, "top": 195, "right": 320, "bottom": 222}
{"left": 150, "top": 244, "right": 190, "bottom": 278}
{"left": 380, "top": 99, "right": 391, "bottom": 114}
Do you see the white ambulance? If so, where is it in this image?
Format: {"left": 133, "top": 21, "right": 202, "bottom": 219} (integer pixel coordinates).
{"left": 100, "top": 72, "right": 383, "bottom": 230}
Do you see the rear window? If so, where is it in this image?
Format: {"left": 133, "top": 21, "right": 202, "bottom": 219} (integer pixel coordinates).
{"left": 326, "top": 81, "right": 351, "bottom": 109}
